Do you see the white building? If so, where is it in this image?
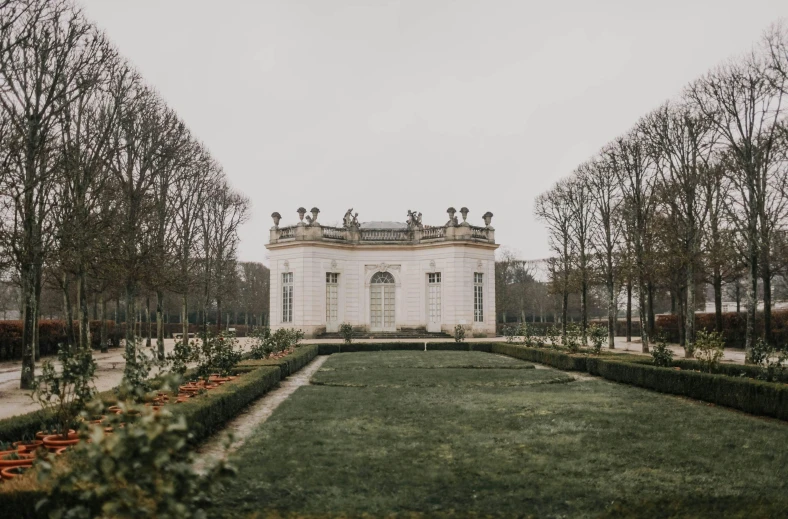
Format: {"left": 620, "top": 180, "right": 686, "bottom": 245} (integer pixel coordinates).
{"left": 266, "top": 207, "right": 498, "bottom": 338}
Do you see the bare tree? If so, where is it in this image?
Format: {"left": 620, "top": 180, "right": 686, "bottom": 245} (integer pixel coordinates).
{"left": 688, "top": 50, "right": 785, "bottom": 353}
{"left": 0, "top": 0, "right": 105, "bottom": 387}
{"left": 535, "top": 180, "right": 573, "bottom": 338}
{"left": 585, "top": 154, "right": 623, "bottom": 348}
{"left": 607, "top": 131, "right": 657, "bottom": 352}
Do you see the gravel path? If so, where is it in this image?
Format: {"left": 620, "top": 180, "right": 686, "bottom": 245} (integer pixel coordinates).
{"left": 193, "top": 355, "right": 329, "bottom": 473}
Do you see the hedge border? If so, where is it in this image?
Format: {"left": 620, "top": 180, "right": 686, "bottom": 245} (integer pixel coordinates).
{"left": 238, "top": 345, "right": 318, "bottom": 378}
{"left": 626, "top": 356, "right": 788, "bottom": 384}
{"left": 0, "top": 346, "right": 318, "bottom": 445}
{"left": 315, "top": 342, "right": 493, "bottom": 355}
{"left": 491, "top": 344, "right": 788, "bottom": 421}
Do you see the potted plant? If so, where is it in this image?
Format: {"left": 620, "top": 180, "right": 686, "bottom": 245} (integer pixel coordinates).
{"left": 1, "top": 465, "right": 29, "bottom": 480}
{"left": 32, "top": 344, "right": 96, "bottom": 446}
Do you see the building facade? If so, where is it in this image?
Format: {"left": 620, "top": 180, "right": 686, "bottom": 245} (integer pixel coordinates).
{"left": 266, "top": 207, "right": 498, "bottom": 338}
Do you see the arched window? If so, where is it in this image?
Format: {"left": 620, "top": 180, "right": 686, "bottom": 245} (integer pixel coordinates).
{"left": 371, "top": 271, "right": 395, "bottom": 284}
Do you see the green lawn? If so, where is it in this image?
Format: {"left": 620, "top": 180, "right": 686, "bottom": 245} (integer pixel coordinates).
{"left": 211, "top": 351, "right": 788, "bottom": 518}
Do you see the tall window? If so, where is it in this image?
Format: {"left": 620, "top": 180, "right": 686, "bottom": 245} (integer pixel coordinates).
{"left": 282, "top": 272, "right": 293, "bottom": 323}
{"left": 326, "top": 273, "right": 338, "bottom": 323}
{"left": 473, "top": 272, "right": 484, "bottom": 322}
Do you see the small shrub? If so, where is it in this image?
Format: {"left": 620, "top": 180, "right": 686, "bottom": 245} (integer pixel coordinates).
{"left": 32, "top": 344, "right": 97, "bottom": 436}
{"left": 545, "top": 326, "right": 559, "bottom": 348}
{"left": 521, "top": 322, "right": 535, "bottom": 347}
{"left": 747, "top": 338, "right": 787, "bottom": 382}
{"left": 504, "top": 326, "right": 517, "bottom": 344}
{"left": 339, "top": 323, "right": 353, "bottom": 344}
{"left": 117, "top": 342, "right": 159, "bottom": 403}
{"left": 166, "top": 338, "right": 195, "bottom": 377}
{"left": 588, "top": 324, "right": 606, "bottom": 355}
{"left": 196, "top": 332, "right": 242, "bottom": 379}
{"left": 454, "top": 324, "right": 466, "bottom": 343}
{"left": 563, "top": 323, "right": 581, "bottom": 353}
{"left": 651, "top": 335, "right": 674, "bottom": 367}
{"left": 37, "top": 401, "right": 235, "bottom": 519}
{"left": 249, "top": 327, "right": 274, "bottom": 360}
{"left": 694, "top": 330, "right": 725, "bottom": 373}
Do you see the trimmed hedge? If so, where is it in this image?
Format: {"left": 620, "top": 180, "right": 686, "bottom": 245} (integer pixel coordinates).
{"left": 492, "top": 343, "right": 788, "bottom": 421}
{"left": 491, "top": 343, "right": 588, "bottom": 371}
{"left": 316, "top": 342, "right": 494, "bottom": 355}
{"left": 585, "top": 358, "right": 788, "bottom": 421}
{"left": 238, "top": 345, "right": 318, "bottom": 378}
{"left": 626, "top": 356, "right": 788, "bottom": 384}
{"left": 172, "top": 365, "right": 281, "bottom": 444}
{"left": 0, "top": 347, "right": 318, "bottom": 444}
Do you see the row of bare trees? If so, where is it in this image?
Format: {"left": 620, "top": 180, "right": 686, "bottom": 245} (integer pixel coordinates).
{"left": 535, "top": 22, "right": 788, "bottom": 356}
{"left": 0, "top": 0, "right": 249, "bottom": 388}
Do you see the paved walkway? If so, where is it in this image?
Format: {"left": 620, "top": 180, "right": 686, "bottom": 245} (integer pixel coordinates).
{"left": 194, "top": 355, "right": 328, "bottom": 473}
{"left": 0, "top": 338, "right": 255, "bottom": 421}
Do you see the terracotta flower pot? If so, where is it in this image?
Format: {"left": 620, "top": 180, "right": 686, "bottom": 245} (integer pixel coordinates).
{"left": 35, "top": 429, "right": 75, "bottom": 441}
{"left": 0, "top": 451, "right": 34, "bottom": 468}
{"left": 13, "top": 440, "right": 43, "bottom": 454}
{"left": 54, "top": 447, "right": 68, "bottom": 456}
{"left": 1, "top": 466, "right": 29, "bottom": 480}
{"left": 42, "top": 434, "right": 80, "bottom": 451}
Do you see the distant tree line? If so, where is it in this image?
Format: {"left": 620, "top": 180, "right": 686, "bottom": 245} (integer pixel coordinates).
{"left": 535, "top": 22, "right": 788, "bottom": 356}
{"left": 0, "top": 0, "right": 250, "bottom": 388}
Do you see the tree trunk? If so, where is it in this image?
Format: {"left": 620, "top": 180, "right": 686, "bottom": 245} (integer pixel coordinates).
{"left": 33, "top": 265, "right": 42, "bottom": 361}
{"left": 637, "top": 283, "right": 649, "bottom": 353}
{"left": 713, "top": 271, "right": 723, "bottom": 333}
{"left": 626, "top": 281, "right": 632, "bottom": 342}
{"left": 124, "top": 282, "right": 137, "bottom": 373}
{"left": 647, "top": 282, "right": 656, "bottom": 338}
{"left": 99, "top": 294, "right": 108, "bottom": 353}
{"left": 607, "top": 276, "right": 615, "bottom": 349}
{"left": 146, "top": 295, "right": 152, "bottom": 348}
{"left": 685, "top": 265, "right": 695, "bottom": 357}
{"left": 19, "top": 261, "right": 36, "bottom": 389}
{"left": 156, "top": 290, "right": 165, "bottom": 360}
{"left": 77, "top": 269, "right": 90, "bottom": 352}
{"left": 62, "top": 272, "right": 75, "bottom": 350}
{"left": 580, "top": 277, "right": 588, "bottom": 346}
{"left": 762, "top": 267, "right": 772, "bottom": 344}
{"left": 182, "top": 293, "right": 189, "bottom": 349}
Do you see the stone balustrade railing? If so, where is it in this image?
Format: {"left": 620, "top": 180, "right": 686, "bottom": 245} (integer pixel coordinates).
{"left": 270, "top": 222, "right": 494, "bottom": 245}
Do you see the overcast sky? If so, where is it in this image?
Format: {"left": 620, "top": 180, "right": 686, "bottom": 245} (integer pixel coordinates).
{"left": 79, "top": 0, "right": 788, "bottom": 264}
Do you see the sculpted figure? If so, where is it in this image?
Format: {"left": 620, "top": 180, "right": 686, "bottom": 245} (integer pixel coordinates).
{"left": 343, "top": 208, "right": 354, "bottom": 228}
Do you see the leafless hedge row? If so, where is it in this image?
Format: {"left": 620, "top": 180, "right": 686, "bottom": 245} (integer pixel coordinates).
{"left": 0, "top": 0, "right": 248, "bottom": 388}
{"left": 536, "top": 22, "right": 788, "bottom": 355}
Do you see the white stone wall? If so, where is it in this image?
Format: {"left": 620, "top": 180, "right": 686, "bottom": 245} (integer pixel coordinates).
{"left": 267, "top": 243, "right": 497, "bottom": 337}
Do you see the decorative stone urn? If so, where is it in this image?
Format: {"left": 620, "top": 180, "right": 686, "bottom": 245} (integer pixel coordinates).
{"left": 271, "top": 212, "right": 281, "bottom": 228}
{"left": 297, "top": 207, "right": 306, "bottom": 224}
{"left": 310, "top": 207, "right": 320, "bottom": 225}
{"left": 482, "top": 211, "right": 494, "bottom": 227}
{"left": 460, "top": 207, "right": 469, "bottom": 223}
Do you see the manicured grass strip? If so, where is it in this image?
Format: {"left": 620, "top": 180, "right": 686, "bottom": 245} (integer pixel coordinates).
{"left": 212, "top": 351, "right": 788, "bottom": 518}
{"left": 318, "top": 350, "right": 527, "bottom": 369}
{"left": 315, "top": 342, "right": 493, "bottom": 355}
{"left": 311, "top": 366, "right": 564, "bottom": 388}
{"left": 492, "top": 344, "right": 788, "bottom": 421}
